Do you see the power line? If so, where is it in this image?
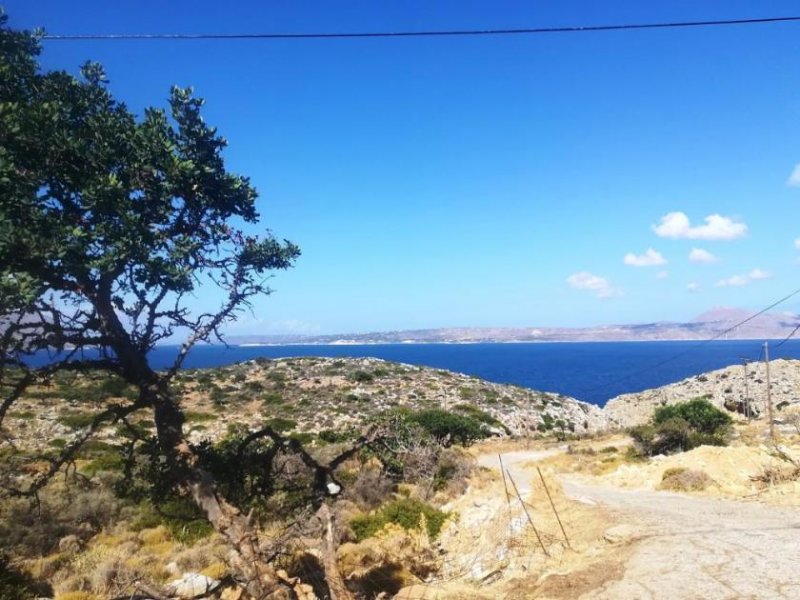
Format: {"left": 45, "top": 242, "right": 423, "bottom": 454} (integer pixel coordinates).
{"left": 579, "top": 285, "right": 800, "bottom": 395}
{"left": 774, "top": 321, "right": 800, "bottom": 349}
{"left": 41, "top": 15, "right": 800, "bottom": 41}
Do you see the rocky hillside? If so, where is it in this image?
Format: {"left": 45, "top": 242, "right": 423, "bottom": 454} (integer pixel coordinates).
{"left": 604, "top": 358, "right": 800, "bottom": 428}
{"left": 4, "top": 357, "right": 610, "bottom": 450}
{"left": 10, "top": 356, "right": 797, "bottom": 449}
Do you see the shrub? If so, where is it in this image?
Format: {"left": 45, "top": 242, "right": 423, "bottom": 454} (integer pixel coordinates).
{"left": 431, "top": 447, "right": 474, "bottom": 495}
{"left": 658, "top": 467, "right": 713, "bottom": 492}
{"left": 0, "top": 554, "right": 49, "bottom": 600}
{"left": 631, "top": 398, "right": 731, "bottom": 456}
{"left": 349, "top": 370, "right": 375, "bottom": 384}
{"left": 653, "top": 397, "right": 732, "bottom": 434}
{"left": 350, "top": 498, "right": 448, "bottom": 541}
{"left": 183, "top": 411, "right": 216, "bottom": 423}
{"left": 403, "top": 408, "right": 490, "bottom": 447}
{"left": 0, "top": 487, "right": 123, "bottom": 557}
{"left": 343, "top": 465, "right": 396, "bottom": 509}
{"left": 56, "top": 412, "right": 97, "bottom": 429}
{"left": 318, "top": 429, "right": 354, "bottom": 444}
{"left": 265, "top": 417, "right": 297, "bottom": 433}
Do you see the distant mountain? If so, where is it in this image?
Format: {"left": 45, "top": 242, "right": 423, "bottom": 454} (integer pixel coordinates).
{"left": 228, "top": 307, "right": 800, "bottom": 346}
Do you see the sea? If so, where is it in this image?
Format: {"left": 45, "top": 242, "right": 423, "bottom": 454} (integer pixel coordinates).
{"left": 136, "top": 339, "right": 800, "bottom": 406}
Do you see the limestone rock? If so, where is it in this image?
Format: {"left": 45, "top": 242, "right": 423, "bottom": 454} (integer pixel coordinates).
{"left": 57, "top": 534, "right": 83, "bottom": 553}
{"left": 603, "top": 524, "right": 639, "bottom": 544}
{"left": 165, "top": 572, "right": 220, "bottom": 598}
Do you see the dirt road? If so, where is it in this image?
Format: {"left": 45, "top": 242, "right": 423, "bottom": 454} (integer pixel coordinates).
{"left": 561, "top": 479, "right": 800, "bottom": 599}
{"left": 474, "top": 446, "right": 800, "bottom": 599}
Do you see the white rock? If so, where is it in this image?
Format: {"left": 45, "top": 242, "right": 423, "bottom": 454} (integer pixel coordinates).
{"left": 165, "top": 573, "right": 219, "bottom": 598}
{"left": 603, "top": 524, "right": 639, "bottom": 544}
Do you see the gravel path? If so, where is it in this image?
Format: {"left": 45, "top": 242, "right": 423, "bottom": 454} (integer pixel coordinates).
{"left": 476, "top": 446, "right": 566, "bottom": 493}
{"left": 562, "top": 479, "right": 800, "bottom": 600}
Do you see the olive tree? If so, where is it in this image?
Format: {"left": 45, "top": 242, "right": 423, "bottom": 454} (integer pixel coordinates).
{"left": 0, "top": 14, "right": 359, "bottom": 599}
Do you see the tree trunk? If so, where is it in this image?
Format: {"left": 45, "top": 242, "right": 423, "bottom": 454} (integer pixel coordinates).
{"left": 318, "top": 504, "right": 354, "bottom": 600}
{"left": 152, "top": 389, "right": 355, "bottom": 599}
{"left": 152, "top": 391, "right": 292, "bottom": 599}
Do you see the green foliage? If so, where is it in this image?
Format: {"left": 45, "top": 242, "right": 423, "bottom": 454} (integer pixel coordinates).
{"left": 631, "top": 397, "right": 732, "bottom": 456}
{"left": 209, "top": 386, "right": 227, "bottom": 407}
{"left": 403, "top": 408, "right": 491, "bottom": 447}
{"left": 318, "top": 429, "right": 355, "bottom": 444}
{"left": 56, "top": 411, "right": 96, "bottom": 429}
{"left": 350, "top": 498, "right": 448, "bottom": 541}
{"left": 183, "top": 411, "right": 217, "bottom": 423}
{"left": 349, "top": 370, "right": 375, "bottom": 384}
{"left": 130, "top": 499, "right": 213, "bottom": 545}
{"left": 653, "top": 397, "right": 732, "bottom": 434}
{"left": 265, "top": 417, "right": 297, "bottom": 433}
{"left": 0, "top": 9, "right": 299, "bottom": 377}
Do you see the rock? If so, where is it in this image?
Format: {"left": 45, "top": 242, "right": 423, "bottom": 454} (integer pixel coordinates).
{"left": 57, "top": 534, "right": 83, "bottom": 553}
{"left": 605, "top": 359, "right": 800, "bottom": 428}
{"left": 165, "top": 573, "right": 220, "bottom": 598}
{"left": 393, "top": 584, "right": 431, "bottom": 599}
{"left": 220, "top": 587, "right": 244, "bottom": 600}
{"left": 165, "top": 561, "right": 180, "bottom": 576}
{"left": 603, "top": 524, "right": 638, "bottom": 544}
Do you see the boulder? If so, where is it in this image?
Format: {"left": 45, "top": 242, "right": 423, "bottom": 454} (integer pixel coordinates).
{"left": 57, "top": 534, "right": 83, "bottom": 553}
{"left": 603, "top": 524, "right": 639, "bottom": 544}
{"left": 165, "top": 572, "right": 220, "bottom": 598}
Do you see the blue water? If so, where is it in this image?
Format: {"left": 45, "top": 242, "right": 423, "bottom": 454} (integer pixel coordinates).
{"left": 137, "top": 340, "right": 800, "bottom": 406}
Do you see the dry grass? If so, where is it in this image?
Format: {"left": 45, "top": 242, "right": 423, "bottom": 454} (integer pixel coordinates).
{"left": 657, "top": 467, "right": 713, "bottom": 492}
{"left": 750, "top": 463, "right": 800, "bottom": 487}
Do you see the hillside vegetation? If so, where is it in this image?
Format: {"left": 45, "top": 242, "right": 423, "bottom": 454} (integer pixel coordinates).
{"left": 4, "top": 357, "right": 607, "bottom": 453}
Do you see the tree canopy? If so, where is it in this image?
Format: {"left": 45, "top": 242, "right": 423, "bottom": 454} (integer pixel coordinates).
{"left": 0, "top": 13, "right": 344, "bottom": 598}
{"left": 0, "top": 13, "right": 299, "bottom": 368}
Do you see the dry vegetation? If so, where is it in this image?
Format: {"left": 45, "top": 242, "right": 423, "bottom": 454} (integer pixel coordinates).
{"left": 3, "top": 362, "right": 800, "bottom": 599}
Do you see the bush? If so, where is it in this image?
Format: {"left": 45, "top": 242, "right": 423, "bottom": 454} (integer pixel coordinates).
{"left": 0, "top": 555, "right": 49, "bottom": 600}
{"left": 343, "top": 465, "right": 396, "bottom": 509}
{"left": 631, "top": 398, "right": 731, "bottom": 456}
{"left": 265, "top": 417, "right": 297, "bottom": 433}
{"left": 56, "top": 412, "right": 96, "bottom": 429}
{"left": 350, "top": 498, "right": 448, "bottom": 541}
{"left": 349, "top": 370, "right": 375, "bottom": 384}
{"left": 404, "top": 408, "right": 490, "bottom": 447}
{"left": 653, "top": 397, "right": 732, "bottom": 434}
{"left": 658, "top": 467, "right": 713, "bottom": 492}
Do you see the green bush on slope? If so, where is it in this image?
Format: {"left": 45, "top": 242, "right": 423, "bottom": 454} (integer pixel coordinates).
{"left": 630, "top": 397, "right": 732, "bottom": 456}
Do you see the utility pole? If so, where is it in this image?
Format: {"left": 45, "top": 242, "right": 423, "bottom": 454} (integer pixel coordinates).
{"left": 764, "top": 342, "right": 774, "bottom": 440}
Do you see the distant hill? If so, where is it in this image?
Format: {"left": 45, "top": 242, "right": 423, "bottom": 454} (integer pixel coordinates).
{"left": 229, "top": 307, "right": 800, "bottom": 346}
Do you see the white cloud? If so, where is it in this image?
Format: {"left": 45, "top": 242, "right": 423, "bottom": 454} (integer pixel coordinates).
{"left": 787, "top": 164, "right": 800, "bottom": 187}
{"left": 715, "top": 269, "right": 771, "bottom": 287}
{"left": 623, "top": 248, "right": 667, "bottom": 267}
{"left": 656, "top": 271, "right": 668, "bottom": 279}
{"left": 687, "top": 282, "right": 700, "bottom": 292}
{"left": 688, "top": 248, "right": 718, "bottom": 264}
{"left": 716, "top": 275, "right": 749, "bottom": 287}
{"left": 652, "top": 212, "right": 747, "bottom": 240}
{"left": 748, "top": 268, "right": 770, "bottom": 280}
{"left": 794, "top": 238, "right": 800, "bottom": 250}
{"left": 567, "top": 272, "right": 619, "bottom": 299}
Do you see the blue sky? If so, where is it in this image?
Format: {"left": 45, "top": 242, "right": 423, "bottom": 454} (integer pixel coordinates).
{"left": 8, "top": 1, "right": 800, "bottom": 334}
